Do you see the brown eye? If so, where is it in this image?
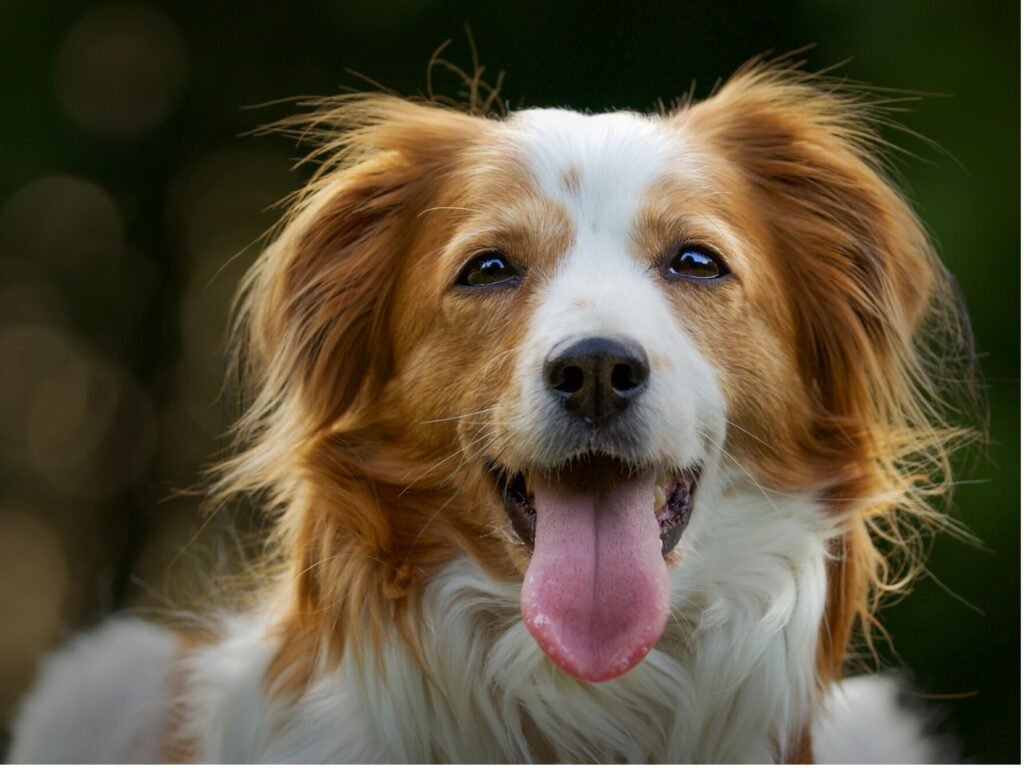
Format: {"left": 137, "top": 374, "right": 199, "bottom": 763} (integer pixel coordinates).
{"left": 456, "top": 252, "right": 520, "bottom": 287}
{"left": 666, "top": 246, "right": 728, "bottom": 281}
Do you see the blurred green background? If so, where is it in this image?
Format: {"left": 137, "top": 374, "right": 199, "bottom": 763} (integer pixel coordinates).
{"left": 0, "top": 0, "right": 1018, "bottom": 761}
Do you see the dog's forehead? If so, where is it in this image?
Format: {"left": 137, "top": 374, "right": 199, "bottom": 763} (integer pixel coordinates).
{"left": 506, "top": 108, "right": 683, "bottom": 233}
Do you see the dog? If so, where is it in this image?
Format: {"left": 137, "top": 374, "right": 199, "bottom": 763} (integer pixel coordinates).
{"left": 10, "top": 59, "right": 972, "bottom": 762}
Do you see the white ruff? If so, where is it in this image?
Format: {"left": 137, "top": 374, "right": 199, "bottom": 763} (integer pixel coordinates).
{"left": 170, "top": 483, "right": 829, "bottom": 763}
{"left": 9, "top": 618, "right": 177, "bottom": 763}
{"left": 9, "top": 477, "right": 940, "bottom": 763}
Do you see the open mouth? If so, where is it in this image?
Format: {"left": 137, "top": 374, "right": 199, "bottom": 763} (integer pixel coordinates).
{"left": 489, "top": 455, "right": 700, "bottom": 557}
{"left": 486, "top": 453, "right": 701, "bottom": 683}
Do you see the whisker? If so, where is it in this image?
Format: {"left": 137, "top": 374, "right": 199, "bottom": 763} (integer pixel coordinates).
{"left": 296, "top": 550, "right": 401, "bottom": 580}
{"left": 396, "top": 428, "right": 493, "bottom": 496}
{"left": 419, "top": 406, "right": 500, "bottom": 425}
{"left": 696, "top": 426, "right": 785, "bottom": 521}
{"left": 407, "top": 487, "right": 464, "bottom": 552}
{"left": 722, "top": 418, "right": 774, "bottom": 451}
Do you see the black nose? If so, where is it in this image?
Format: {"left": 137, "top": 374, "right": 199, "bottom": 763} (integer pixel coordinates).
{"left": 544, "top": 336, "right": 650, "bottom": 425}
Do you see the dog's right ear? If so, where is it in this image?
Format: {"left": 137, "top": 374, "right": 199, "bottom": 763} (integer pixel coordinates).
{"left": 211, "top": 98, "right": 483, "bottom": 505}
{"left": 238, "top": 97, "right": 482, "bottom": 431}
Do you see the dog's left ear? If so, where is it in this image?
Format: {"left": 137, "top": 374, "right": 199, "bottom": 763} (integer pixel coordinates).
{"left": 679, "top": 63, "right": 943, "bottom": 439}
{"left": 678, "top": 64, "right": 969, "bottom": 682}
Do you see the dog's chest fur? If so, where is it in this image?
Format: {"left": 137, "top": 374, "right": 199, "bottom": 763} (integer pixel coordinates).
{"left": 178, "top": 484, "right": 830, "bottom": 762}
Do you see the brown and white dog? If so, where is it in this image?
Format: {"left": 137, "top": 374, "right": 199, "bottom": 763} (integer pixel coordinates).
{"left": 11, "top": 60, "right": 971, "bottom": 762}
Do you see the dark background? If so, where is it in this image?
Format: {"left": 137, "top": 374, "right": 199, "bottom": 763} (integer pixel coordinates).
{"left": 0, "top": 0, "right": 1018, "bottom": 761}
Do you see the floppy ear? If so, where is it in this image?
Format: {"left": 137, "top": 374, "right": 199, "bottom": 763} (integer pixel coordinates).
{"left": 244, "top": 156, "right": 404, "bottom": 425}
{"left": 211, "top": 96, "right": 483, "bottom": 514}
{"left": 684, "top": 64, "right": 940, "bottom": 446}
{"left": 682, "top": 64, "right": 970, "bottom": 680}
{"left": 241, "top": 97, "right": 481, "bottom": 430}
{"left": 212, "top": 99, "right": 487, "bottom": 687}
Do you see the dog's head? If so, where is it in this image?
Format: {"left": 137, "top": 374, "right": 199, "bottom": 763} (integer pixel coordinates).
{"left": 221, "top": 62, "right": 970, "bottom": 685}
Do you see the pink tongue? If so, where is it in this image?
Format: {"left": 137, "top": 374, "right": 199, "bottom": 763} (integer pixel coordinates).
{"left": 521, "top": 471, "right": 670, "bottom": 682}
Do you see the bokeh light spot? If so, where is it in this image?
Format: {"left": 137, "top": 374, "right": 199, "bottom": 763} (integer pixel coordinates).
{"left": 0, "top": 326, "right": 83, "bottom": 463}
{"left": 0, "top": 510, "right": 67, "bottom": 721}
{"left": 26, "top": 360, "right": 159, "bottom": 499}
{"left": 0, "top": 176, "right": 123, "bottom": 283}
{"left": 54, "top": 3, "right": 189, "bottom": 137}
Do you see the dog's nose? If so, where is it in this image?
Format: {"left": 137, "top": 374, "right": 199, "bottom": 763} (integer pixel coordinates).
{"left": 544, "top": 336, "right": 649, "bottom": 425}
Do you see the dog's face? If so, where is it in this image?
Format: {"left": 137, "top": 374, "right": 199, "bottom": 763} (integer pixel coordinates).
{"left": 243, "top": 66, "right": 956, "bottom": 688}
{"left": 386, "top": 108, "right": 822, "bottom": 680}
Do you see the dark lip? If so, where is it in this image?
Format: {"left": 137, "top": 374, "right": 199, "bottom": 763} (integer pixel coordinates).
{"left": 486, "top": 455, "right": 701, "bottom": 556}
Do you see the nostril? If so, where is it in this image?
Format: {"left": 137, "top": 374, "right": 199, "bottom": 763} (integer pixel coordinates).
{"left": 610, "top": 362, "right": 643, "bottom": 393}
{"left": 554, "top": 364, "right": 585, "bottom": 394}
{"left": 544, "top": 335, "right": 649, "bottom": 423}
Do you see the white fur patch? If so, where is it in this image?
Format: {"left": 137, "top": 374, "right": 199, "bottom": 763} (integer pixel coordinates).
{"left": 9, "top": 618, "right": 177, "bottom": 763}
{"left": 178, "top": 485, "right": 832, "bottom": 762}
{"left": 502, "top": 109, "right": 726, "bottom": 475}
{"left": 509, "top": 108, "right": 678, "bottom": 235}
{"left": 814, "top": 674, "right": 951, "bottom": 764}
{"left": 10, "top": 552, "right": 945, "bottom": 762}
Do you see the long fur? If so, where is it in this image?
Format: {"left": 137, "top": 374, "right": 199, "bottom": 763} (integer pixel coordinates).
{"left": 10, "top": 58, "right": 974, "bottom": 763}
